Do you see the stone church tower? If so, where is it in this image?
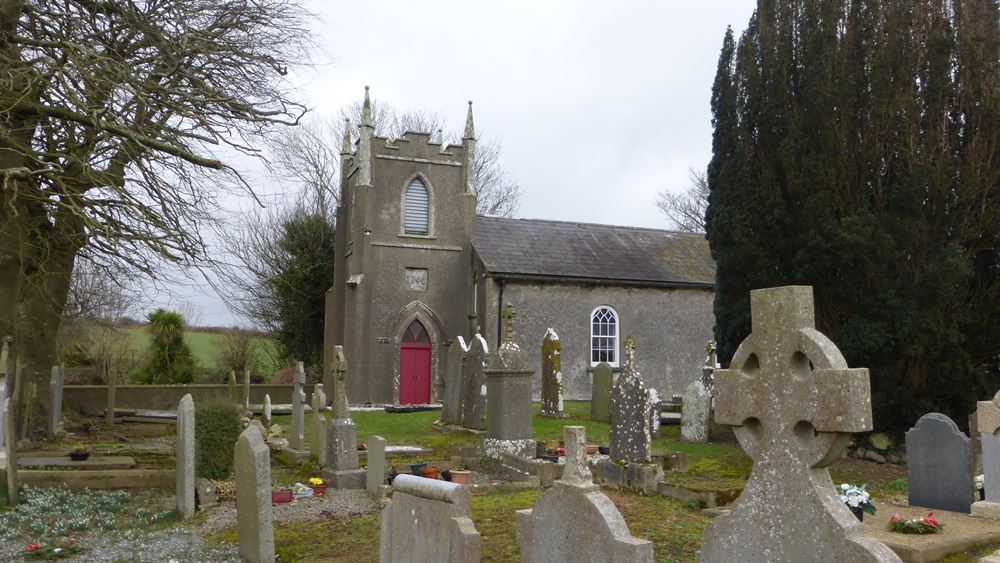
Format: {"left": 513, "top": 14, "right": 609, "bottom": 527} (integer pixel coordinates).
{"left": 325, "top": 88, "right": 477, "bottom": 405}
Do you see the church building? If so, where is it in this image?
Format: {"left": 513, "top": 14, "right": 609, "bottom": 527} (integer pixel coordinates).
{"left": 325, "top": 89, "right": 715, "bottom": 406}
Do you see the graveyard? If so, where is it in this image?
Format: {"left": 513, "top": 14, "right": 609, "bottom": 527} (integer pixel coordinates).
{"left": 0, "top": 288, "right": 999, "bottom": 561}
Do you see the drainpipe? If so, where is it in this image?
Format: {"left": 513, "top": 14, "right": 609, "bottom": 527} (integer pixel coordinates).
{"left": 496, "top": 277, "right": 506, "bottom": 348}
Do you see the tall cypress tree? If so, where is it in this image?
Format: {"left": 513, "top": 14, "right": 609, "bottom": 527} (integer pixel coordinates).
{"left": 706, "top": 0, "right": 1000, "bottom": 431}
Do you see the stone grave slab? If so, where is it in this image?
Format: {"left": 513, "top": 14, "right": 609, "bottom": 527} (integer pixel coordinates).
{"left": 17, "top": 456, "right": 137, "bottom": 470}
{"left": 235, "top": 426, "right": 275, "bottom": 563}
{"left": 699, "top": 286, "right": 899, "bottom": 562}
{"left": 906, "top": 412, "right": 973, "bottom": 514}
{"left": 176, "top": 393, "right": 195, "bottom": 519}
{"left": 864, "top": 500, "right": 1000, "bottom": 563}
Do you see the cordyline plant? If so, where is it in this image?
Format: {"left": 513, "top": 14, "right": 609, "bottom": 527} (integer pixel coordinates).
{"left": 0, "top": 0, "right": 313, "bottom": 433}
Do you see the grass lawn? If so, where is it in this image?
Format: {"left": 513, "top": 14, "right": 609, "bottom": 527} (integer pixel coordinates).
{"left": 122, "top": 326, "right": 281, "bottom": 377}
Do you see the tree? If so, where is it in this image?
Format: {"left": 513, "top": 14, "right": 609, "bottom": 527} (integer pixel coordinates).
{"left": 656, "top": 168, "right": 709, "bottom": 232}
{"left": 0, "top": 1, "right": 311, "bottom": 419}
{"left": 705, "top": 2, "right": 1000, "bottom": 432}
{"left": 139, "top": 309, "right": 195, "bottom": 384}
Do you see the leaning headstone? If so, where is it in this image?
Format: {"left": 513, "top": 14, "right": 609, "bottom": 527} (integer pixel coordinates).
{"left": 516, "top": 426, "right": 653, "bottom": 562}
{"left": 699, "top": 286, "right": 900, "bottom": 562}
{"left": 310, "top": 384, "right": 327, "bottom": 465}
{"left": 539, "top": 329, "right": 565, "bottom": 418}
{"left": 48, "top": 365, "right": 64, "bottom": 435}
{"left": 483, "top": 305, "right": 536, "bottom": 463}
{"left": 906, "top": 412, "right": 973, "bottom": 514}
{"left": 262, "top": 394, "right": 272, "bottom": 429}
{"left": 367, "top": 435, "right": 386, "bottom": 496}
{"left": 324, "top": 347, "right": 365, "bottom": 489}
{"left": 235, "top": 427, "right": 275, "bottom": 563}
{"left": 176, "top": 394, "right": 196, "bottom": 519}
{"left": 440, "top": 337, "right": 468, "bottom": 425}
{"left": 681, "top": 379, "right": 711, "bottom": 443}
{"left": 290, "top": 362, "right": 306, "bottom": 450}
{"left": 460, "top": 333, "right": 489, "bottom": 431}
{"left": 590, "top": 362, "right": 613, "bottom": 423}
{"left": 379, "top": 474, "right": 481, "bottom": 563}
{"left": 609, "top": 337, "right": 651, "bottom": 464}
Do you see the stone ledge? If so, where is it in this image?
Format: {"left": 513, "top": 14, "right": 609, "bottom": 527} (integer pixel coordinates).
{"left": 19, "top": 469, "right": 174, "bottom": 490}
{"left": 972, "top": 501, "right": 1000, "bottom": 519}
{"left": 865, "top": 501, "right": 1000, "bottom": 563}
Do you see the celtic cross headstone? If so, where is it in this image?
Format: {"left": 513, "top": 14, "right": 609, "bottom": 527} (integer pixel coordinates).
{"left": 698, "top": 286, "right": 900, "bottom": 562}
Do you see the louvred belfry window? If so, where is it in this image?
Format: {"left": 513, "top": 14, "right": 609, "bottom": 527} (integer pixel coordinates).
{"left": 404, "top": 178, "right": 429, "bottom": 235}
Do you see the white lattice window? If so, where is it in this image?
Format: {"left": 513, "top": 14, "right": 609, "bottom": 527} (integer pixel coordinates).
{"left": 404, "top": 178, "right": 429, "bottom": 235}
{"left": 591, "top": 306, "right": 619, "bottom": 366}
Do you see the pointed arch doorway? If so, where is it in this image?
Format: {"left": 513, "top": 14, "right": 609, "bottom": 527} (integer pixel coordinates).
{"left": 399, "top": 319, "right": 431, "bottom": 404}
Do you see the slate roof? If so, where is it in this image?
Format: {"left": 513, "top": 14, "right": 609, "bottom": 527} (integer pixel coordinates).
{"left": 473, "top": 216, "right": 715, "bottom": 287}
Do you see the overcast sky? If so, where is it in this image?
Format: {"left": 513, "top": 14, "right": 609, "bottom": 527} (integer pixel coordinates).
{"left": 156, "top": 1, "right": 757, "bottom": 327}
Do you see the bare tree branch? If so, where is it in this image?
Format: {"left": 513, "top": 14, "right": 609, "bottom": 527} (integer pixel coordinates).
{"left": 656, "top": 167, "right": 709, "bottom": 232}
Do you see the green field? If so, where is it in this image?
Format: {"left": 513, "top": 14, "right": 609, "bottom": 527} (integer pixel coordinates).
{"left": 121, "top": 326, "right": 282, "bottom": 378}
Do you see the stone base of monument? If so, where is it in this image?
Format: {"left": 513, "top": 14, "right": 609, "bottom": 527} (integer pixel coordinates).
{"left": 482, "top": 438, "right": 535, "bottom": 467}
{"left": 591, "top": 458, "right": 663, "bottom": 495}
{"left": 324, "top": 468, "right": 366, "bottom": 489}
{"left": 972, "top": 500, "right": 1000, "bottom": 519}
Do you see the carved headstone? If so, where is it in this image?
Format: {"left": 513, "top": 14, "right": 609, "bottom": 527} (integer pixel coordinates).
{"left": 906, "top": 412, "right": 973, "bottom": 514}
{"left": 235, "top": 427, "right": 275, "bottom": 563}
{"left": 540, "top": 329, "right": 565, "bottom": 418}
{"left": 460, "top": 334, "right": 488, "bottom": 431}
{"left": 483, "top": 305, "right": 536, "bottom": 462}
{"left": 176, "top": 394, "right": 196, "bottom": 519}
{"left": 367, "top": 435, "right": 386, "bottom": 496}
{"left": 379, "top": 475, "right": 481, "bottom": 563}
{"left": 311, "top": 384, "right": 327, "bottom": 465}
{"left": 699, "top": 286, "right": 900, "bottom": 562}
{"left": 516, "top": 426, "right": 653, "bottom": 562}
{"left": 290, "top": 362, "right": 307, "bottom": 450}
{"left": 590, "top": 362, "right": 613, "bottom": 423}
{"left": 441, "top": 337, "right": 468, "bottom": 425}
{"left": 324, "top": 348, "right": 364, "bottom": 489}
{"left": 48, "top": 365, "right": 64, "bottom": 435}
{"left": 609, "top": 337, "right": 651, "bottom": 464}
{"left": 681, "top": 379, "right": 711, "bottom": 444}
{"left": 331, "top": 346, "right": 350, "bottom": 420}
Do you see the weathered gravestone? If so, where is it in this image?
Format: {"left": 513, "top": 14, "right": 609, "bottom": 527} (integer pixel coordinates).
{"left": 906, "top": 412, "right": 973, "bottom": 514}
{"left": 243, "top": 366, "right": 251, "bottom": 408}
{"left": 539, "top": 328, "right": 565, "bottom": 418}
{"left": 974, "top": 392, "right": 1000, "bottom": 518}
{"left": 681, "top": 379, "right": 711, "bottom": 444}
{"left": 380, "top": 474, "right": 481, "bottom": 563}
{"left": 699, "top": 286, "right": 900, "bottom": 563}
{"left": 590, "top": 362, "right": 613, "bottom": 423}
{"left": 367, "top": 435, "right": 386, "bottom": 496}
{"left": 609, "top": 337, "right": 651, "bottom": 464}
{"left": 648, "top": 388, "right": 660, "bottom": 439}
{"left": 516, "top": 426, "right": 653, "bottom": 562}
{"left": 461, "top": 333, "right": 489, "bottom": 431}
{"left": 49, "top": 365, "right": 63, "bottom": 435}
{"left": 310, "top": 384, "right": 327, "bottom": 465}
{"left": 325, "top": 346, "right": 365, "bottom": 489}
{"left": 290, "top": 362, "right": 307, "bottom": 450}
{"left": 3, "top": 397, "right": 17, "bottom": 505}
{"left": 262, "top": 394, "right": 272, "bottom": 429}
{"left": 176, "top": 394, "right": 196, "bottom": 519}
{"left": 483, "top": 305, "right": 536, "bottom": 463}
{"left": 235, "top": 427, "right": 274, "bottom": 563}
{"left": 440, "top": 336, "right": 468, "bottom": 425}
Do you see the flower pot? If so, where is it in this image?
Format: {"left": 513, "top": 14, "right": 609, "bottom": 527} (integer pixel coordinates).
{"left": 272, "top": 491, "right": 293, "bottom": 504}
{"left": 311, "top": 486, "right": 327, "bottom": 496}
{"left": 420, "top": 466, "right": 440, "bottom": 480}
{"left": 598, "top": 445, "right": 610, "bottom": 455}
{"left": 850, "top": 506, "right": 864, "bottom": 522}
{"left": 69, "top": 452, "right": 90, "bottom": 461}
{"left": 449, "top": 470, "right": 471, "bottom": 485}
{"left": 586, "top": 444, "right": 599, "bottom": 455}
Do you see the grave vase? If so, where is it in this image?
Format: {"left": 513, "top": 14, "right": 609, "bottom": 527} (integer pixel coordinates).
{"left": 850, "top": 505, "right": 864, "bottom": 522}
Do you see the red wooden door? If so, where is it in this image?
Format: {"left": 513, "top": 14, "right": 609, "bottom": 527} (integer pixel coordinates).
{"left": 399, "top": 320, "right": 431, "bottom": 404}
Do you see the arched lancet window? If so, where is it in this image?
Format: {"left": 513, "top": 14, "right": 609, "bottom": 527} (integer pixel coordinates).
{"left": 403, "top": 178, "right": 430, "bottom": 235}
{"left": 402, "top": 319, "right": 430, "bottom": 344}
{"left": 591, "top": 306, "right": 619, "bottom": 366}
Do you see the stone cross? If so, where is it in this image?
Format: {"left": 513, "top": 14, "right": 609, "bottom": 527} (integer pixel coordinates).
{"left": 48, "top": 365, "right": 63, "bottom": 435}
{"left": 700, "top": 286, "right": 899, "bottom": 562}
{"left": 539, "top": 329, "right": 565, "bottom": 418}
{"left": 176, "top": 394, "right": 196, "bottom": 519}
{"left": 235, "top": 427, "right": 275, "bottom": 563}
{"left": 501, "top": 303, "right": 516, "bottom": 341}
{"left": 484, "top": 306, "right": 535, "bottom": 463}
{"left": 609, "top": 336, "right": 651, "bottom": 463}
{"left": 330, "top": 346, "right": 350, "bottom": 420}
{"left": 290, "top": 362, "right": 306, "bottom": 450}
{"left": 310, "top": 384, "right": 327, "bottom": 465}
{"left": 561, "top": 426, "right": 592, "bottom": 485}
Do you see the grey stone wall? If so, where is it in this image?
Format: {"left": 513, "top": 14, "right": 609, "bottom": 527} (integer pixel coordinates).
{"left": 479, "top": 279, "right": 713, "bottom": 400}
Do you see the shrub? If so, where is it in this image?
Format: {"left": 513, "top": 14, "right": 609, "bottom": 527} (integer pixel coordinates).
{"left": 139, "top": 309, "right": 196, "bottom": 384}
{"left": 195, "top": 402, "right": 243, "bottom": 480}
